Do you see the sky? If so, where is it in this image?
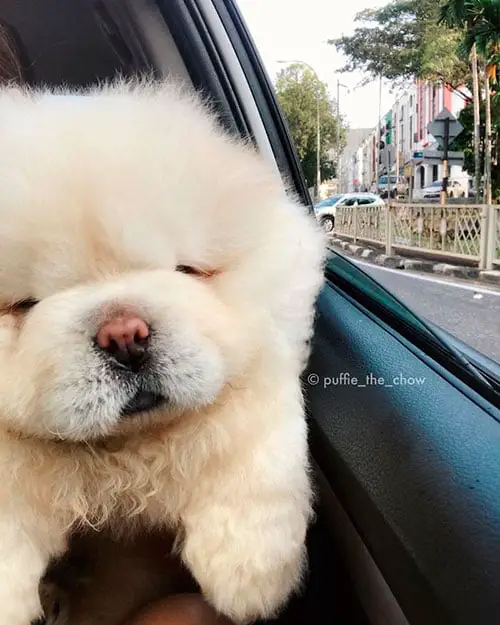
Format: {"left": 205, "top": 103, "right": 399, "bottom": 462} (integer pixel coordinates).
{"left": 236, "top": 0, "right": 397, "bottom": 130}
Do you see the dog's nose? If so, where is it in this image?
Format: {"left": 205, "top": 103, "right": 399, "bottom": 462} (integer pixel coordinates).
{"left": 96, "top": 315, "right": 150, "bottom": 371}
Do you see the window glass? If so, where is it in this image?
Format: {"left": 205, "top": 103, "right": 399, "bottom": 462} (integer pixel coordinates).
{"left": 316, "top": 194, "right": 343, "bottom": 207}
{"left": 237, "top": 0, "right": 500, "bottom": 367}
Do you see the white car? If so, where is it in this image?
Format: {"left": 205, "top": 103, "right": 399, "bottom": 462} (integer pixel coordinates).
{"left": 313, "top": 194, "right": 344, "bottom": 233}
{"left": 314, "top": 192, "right": 384, "bottom": 233}
{"left": 413, "top": 180, "right": 466, "bottom": 200}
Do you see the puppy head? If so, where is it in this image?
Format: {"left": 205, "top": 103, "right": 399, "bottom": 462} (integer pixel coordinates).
{"left": 0, "top": 79, "right": 325, "bottom": 442}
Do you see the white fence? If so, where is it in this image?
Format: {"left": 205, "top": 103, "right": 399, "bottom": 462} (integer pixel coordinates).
{"left": 334, "top": 203, "right": 500, "bottom": 270}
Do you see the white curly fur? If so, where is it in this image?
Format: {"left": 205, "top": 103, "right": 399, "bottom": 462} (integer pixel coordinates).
{"left": 0, "top": 78, "right": 326, "bottom": 624}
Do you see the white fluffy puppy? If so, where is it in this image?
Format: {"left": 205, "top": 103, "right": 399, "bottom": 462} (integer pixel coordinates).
{"left": 0, "top": 79, "right": 325, "bottom": 624}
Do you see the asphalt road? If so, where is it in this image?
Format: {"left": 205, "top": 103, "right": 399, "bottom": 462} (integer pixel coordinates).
{"left": 353, "top": 259, "right": 500, "bottom": 363}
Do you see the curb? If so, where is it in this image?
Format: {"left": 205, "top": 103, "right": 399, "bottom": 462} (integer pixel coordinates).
{"left": 328, "top": 237, "right": 500, "bottom": 286}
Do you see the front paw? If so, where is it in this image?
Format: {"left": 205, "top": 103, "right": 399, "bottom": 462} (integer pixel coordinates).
{"left": 182, "top": 531, "right": 307, "bottom": 623}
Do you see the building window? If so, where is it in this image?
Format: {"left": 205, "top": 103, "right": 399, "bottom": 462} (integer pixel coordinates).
{"left": 432, "top": 164, "right": 438, "bottom": 182}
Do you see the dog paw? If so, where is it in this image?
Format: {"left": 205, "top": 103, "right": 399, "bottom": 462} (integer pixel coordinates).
{"left": 183, "top": 534, "right": 307, "bottom": 623}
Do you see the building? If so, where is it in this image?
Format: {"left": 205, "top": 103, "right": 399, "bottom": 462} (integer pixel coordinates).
{"left": 342, "top": 80, "right": 470, "bottom": 197}
{"left": 410, "top": 81, "right": 469, "bottom": 192}
{"left": 339, "top": 128, "right": 372, "bottom": 193}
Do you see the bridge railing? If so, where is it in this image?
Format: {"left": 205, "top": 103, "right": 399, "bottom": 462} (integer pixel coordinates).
{"left": 334, "top": 203, "right": 499, "bottom": 270}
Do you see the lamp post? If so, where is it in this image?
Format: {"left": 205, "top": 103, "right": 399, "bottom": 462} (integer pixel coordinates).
{"left": 336, "top": 80, "right": 349, "bottom": 193}
{"left": 277, "top": 60, "right": 321, "bottom": 201}
{"left": 375, "top": 74, "right": 382, "bottom": 192}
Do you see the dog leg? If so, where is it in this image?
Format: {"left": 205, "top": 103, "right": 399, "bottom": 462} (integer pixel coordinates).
{"left": 0, "top": 514, "right": 65, "bottom": 625}
{"left": 179, "top": 394, "right": 313, "bottom": 624}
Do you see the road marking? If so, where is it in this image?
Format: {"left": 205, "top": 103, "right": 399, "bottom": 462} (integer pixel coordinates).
{"left": 352, "top": 259, "right": 500, "bottom": 297}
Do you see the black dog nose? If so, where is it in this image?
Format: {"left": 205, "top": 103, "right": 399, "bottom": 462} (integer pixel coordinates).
{"left": 107, "top": 336, "right": 150, "bottom": 371}
{"left": 96, "top": 315, "right": 150, "bottom": 371}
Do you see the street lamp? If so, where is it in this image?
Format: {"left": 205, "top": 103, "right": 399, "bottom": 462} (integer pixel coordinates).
{"left": 375, "top": 74, "right": 383, "bottom": 192}
{"left": 336, "top": 80, "right": 349, "bottom": 193}
{"left": 277, "top": 60, "right": 321, "bottom": 200}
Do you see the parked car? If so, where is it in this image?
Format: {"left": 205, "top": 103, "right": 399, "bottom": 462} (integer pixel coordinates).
{"left": 377, "top": 175, "right": 407, "bottom": 199}
{"left": 313, "top": 194, "right": 344, "bottom": 232}
{"left": 335, "top": 192, "right": 385, "bottom": 207}
{"left": 315, "top": 193, "right": 384, "bottom": 233}
{"left": 414, "top": 179, "right": 466, "bottom": 200}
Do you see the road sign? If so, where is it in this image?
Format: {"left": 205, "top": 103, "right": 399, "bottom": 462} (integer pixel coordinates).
{"left": 427, "top": 108, "right": 464, "bottom": 149}
{"left": 422, "top": 148, "right": 465, "bottom": 166}
{"left": 413, "top": 151, "right": 423, "bottom": 159}
{"left": 427, "top": 108, "right": 464, "bottom": 205}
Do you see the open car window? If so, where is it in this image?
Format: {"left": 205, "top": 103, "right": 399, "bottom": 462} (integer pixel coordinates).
{"left": 234, "top": 0, "right": 500, "bottom": 406}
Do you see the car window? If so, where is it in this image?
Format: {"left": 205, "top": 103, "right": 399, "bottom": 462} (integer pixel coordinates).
{"left": 237, "top": 0, "right": 500, "bottom": 373}
{"left": 317, "top": 194, "right": 342, "bottom": 207}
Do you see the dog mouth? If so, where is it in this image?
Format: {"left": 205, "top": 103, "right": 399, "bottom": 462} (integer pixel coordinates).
{"left": 120, "top": 390, "right": 166, "bottom": 418}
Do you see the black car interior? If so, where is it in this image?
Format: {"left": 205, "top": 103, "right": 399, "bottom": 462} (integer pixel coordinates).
{"left": 2, "top": 1, "right": 500, "bottom": 624}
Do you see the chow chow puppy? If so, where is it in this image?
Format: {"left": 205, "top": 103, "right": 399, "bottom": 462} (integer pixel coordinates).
{"left": 0, "top": 78, "right": 325, "bottom": 625}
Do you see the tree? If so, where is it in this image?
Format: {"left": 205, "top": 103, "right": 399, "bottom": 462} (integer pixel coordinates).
{"left": 465, "top": 0, "right": 500, "bottom": 203}
{"left": 440, "top": 0, "right": 500, "bottom": 202}
{"left": 330, "top": 0, "right": 469, "bottom": 91}
{"left": 451, "top": 94, "right": 500, "bottom": 200}
{"left": 274, "top": 64, "right": 346, "bottom": 191}
{"left": 440, "top": 0, "right": 482, "bottom": 198}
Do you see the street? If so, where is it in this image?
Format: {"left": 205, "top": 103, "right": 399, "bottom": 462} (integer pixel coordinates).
{"left": 353, "top": 260, "right": 500, "bottom": 363}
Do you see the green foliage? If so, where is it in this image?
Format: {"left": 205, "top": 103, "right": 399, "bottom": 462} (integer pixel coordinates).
{"left": 451, "top": 98, "right": 500, "bottom": 199}
{"left": 440, "top": 0, "right": 500, "bottom": 64}
{"left": 274, "top": 64, "right": 346, "bottom": 188}
{"left": 441, "top": 0, "right": 500, "bottom": 199}
{"left": 330, "top": 0, "right": 469, "bottom": 88}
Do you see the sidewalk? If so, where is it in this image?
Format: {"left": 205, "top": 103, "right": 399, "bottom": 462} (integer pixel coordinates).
{"left": 328, "top": 236, "right": 500, "bottom": 286}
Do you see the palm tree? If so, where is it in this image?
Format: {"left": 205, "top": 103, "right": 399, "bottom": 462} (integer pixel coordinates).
{"left": 462, "top": 0, "right": 500, "bottom": 203}
{"left": 440, "top": 0, "right": 482, "bottom": 201}
{"left": 440, "top": 0, "right": 500, "bottom": 203}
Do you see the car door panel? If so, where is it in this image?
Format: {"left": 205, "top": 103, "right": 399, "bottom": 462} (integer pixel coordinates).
{"left": 305, "top": 280, "right": 500, "bottom": 625}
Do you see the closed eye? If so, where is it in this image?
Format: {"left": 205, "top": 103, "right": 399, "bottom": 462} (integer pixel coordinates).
{"left": 175, "top": 265, "right": 218, "bottom": 278}
{"left": 9, "top": 298, "right": 39, "bottom": 312}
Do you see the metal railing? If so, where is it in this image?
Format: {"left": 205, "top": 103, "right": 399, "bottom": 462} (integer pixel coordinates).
{"left": 492, "top": 206, "right": 500, "bottom": 268}
{"left": 334, "top": 203, "right": 500, "bottom": 270}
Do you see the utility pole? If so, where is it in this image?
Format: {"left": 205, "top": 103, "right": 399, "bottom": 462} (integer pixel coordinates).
{"left": 335, "top": 80, "right": 349, "bottom": 194}
{"left": 440, "top": 117, "right": 450, "bottom": 206}
{"left": 395, "top": 104, "right": 400, "bottom": 200}
{"left": 484, "top": 68, "right": 492, "bottom": 204}
{"left": 374, "top": 74, "right": 382, "bottom": 192}
{"left": 471, "top": 44, "right": 481, "bottom": 201}
{"left": 336, "top": 79, "right": 341, "bottom": 193}
{"left": 315, "top": 84, "right": 321, "bottom": 201}
{"left": 385, "top": 120, "right": 390, "bottom": 182}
